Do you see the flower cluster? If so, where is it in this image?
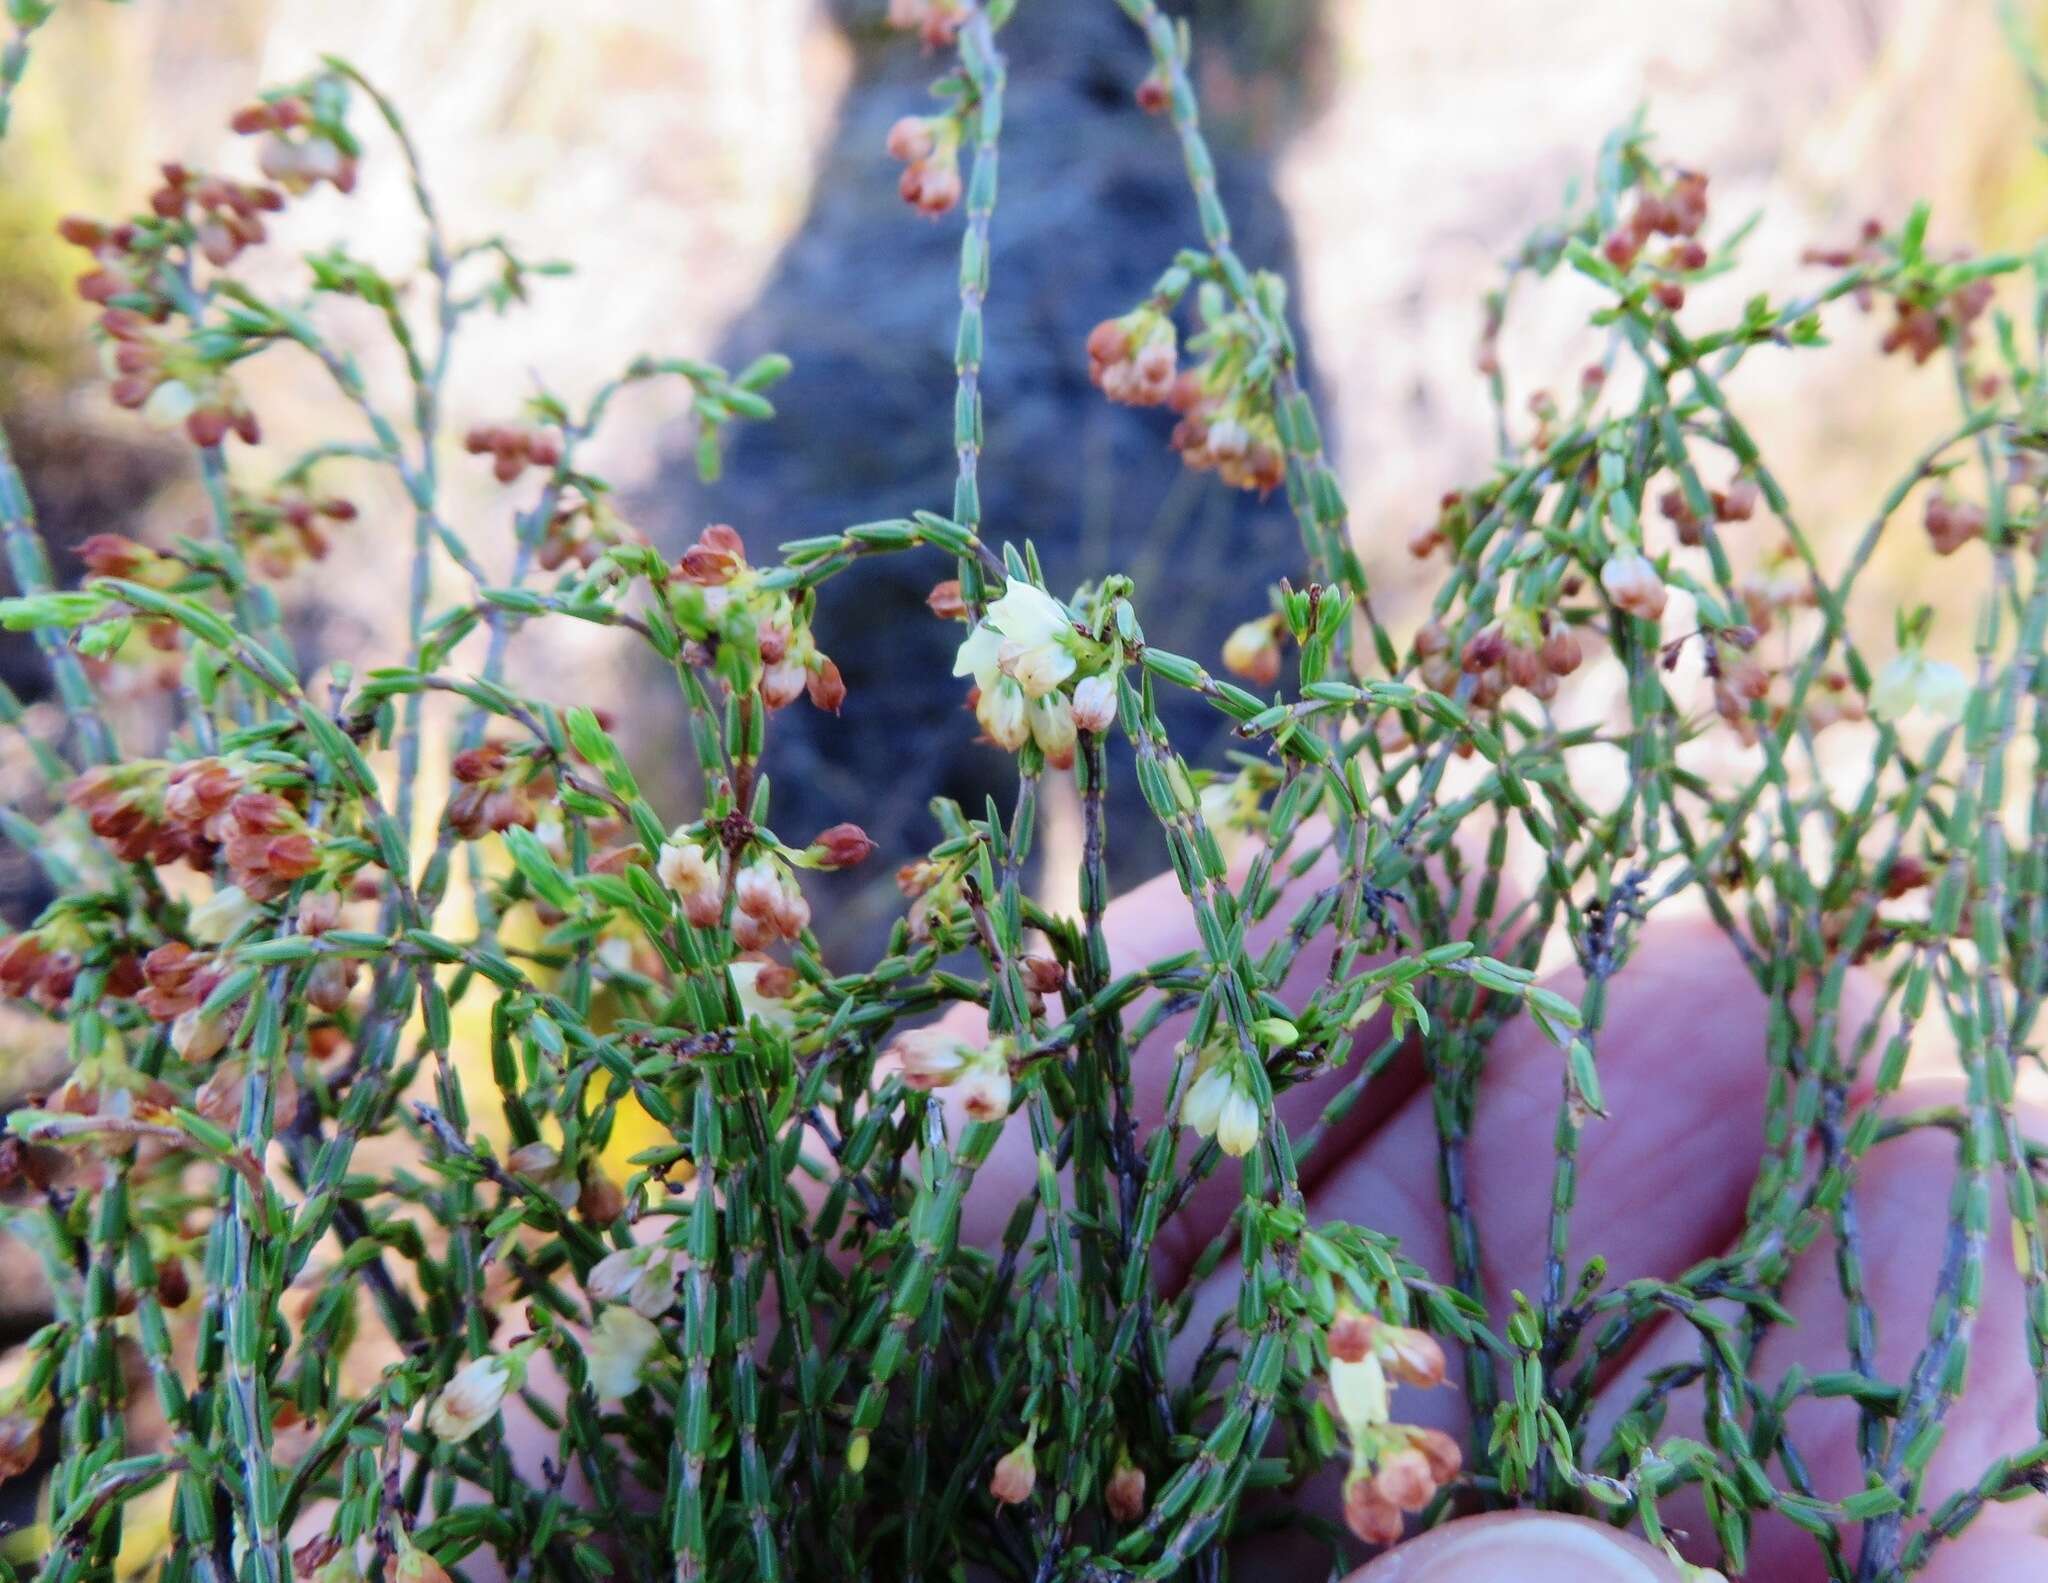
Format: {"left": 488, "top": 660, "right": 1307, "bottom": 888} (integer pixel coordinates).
{"left": 462, "top": 422, "right": 563, "bottom": 484}
{"left": 1085, "top": 308, "right": 1179, "bottom": 406}
{"left": 539, "top": 483, "right": 640, "bottom": 571}
{"left": 230, "top": 86, "right": 360, "bottom": 194}
{"left": 887, "top": 1024, "right": 1016, "bottom": 1121}
{"left": 88, "top": 305, "right": 262, "bottom": 447}
{"left": 447, "top": 742, "right": 555, "bottom": 840}
{"left": 1325, "top": 1307, "right": 1460, "bottom": 1545}
{"left": 227, "top": 483, "right": 358, "bottom": 579}
{"left": 670, "top": 523, "right": 846, "bottom": 714}
{"left": 948, "top": 580, "right": 1116, "bottom": 767}
{"left": 1658, "top": 475, "right": 1758, "bottom": 547}
{"left": 885, "top": 0, "right": 963, "bottom": 49}
{"left": 1923, "top": 490, "right": 1987, "bottom": 556}
{"left": 66, "top": 759, "right": 322, "bottom": 901}
{"left": 886, "top": 114, "right": 962, "bottom": 217}
{"left": 1421, "top": 605, "right": 1584, "bottom": 709}
{"left": 1178, "top": 1052, "right": 1261, "bottom": 1157}
{"left": 1599, "top": 167, "right": 1710, "bottom": 274}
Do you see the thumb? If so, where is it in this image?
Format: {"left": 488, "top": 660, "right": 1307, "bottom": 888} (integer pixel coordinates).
{"left": 1346, "top": 1514, "right": 1683, "bottom": 1582}
{"left": 1917, "top": 1526, "right": 2048, "bottom": 1583}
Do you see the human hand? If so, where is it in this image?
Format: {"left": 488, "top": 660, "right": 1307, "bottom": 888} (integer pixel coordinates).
{"left": 933, "top": 860, "right": 2048, "bottom": 1581}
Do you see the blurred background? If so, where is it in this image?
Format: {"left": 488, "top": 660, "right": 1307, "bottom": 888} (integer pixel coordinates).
{"left": 2, "top": 0, "right": 2046, "bottom": 1543}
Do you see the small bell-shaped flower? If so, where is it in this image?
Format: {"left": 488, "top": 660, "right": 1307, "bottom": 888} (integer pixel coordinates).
{"left": 426, "top": 1349, "right": 520, "bottom": 1444}
{"left": 585, "top": 1305, "right": 664, "bottom": 1400}
{"left": 954, "top": 583, "right": 1079, "bottom": 701}
{"left": 1872, "top": 646, "right": 1969, "bottom": 723}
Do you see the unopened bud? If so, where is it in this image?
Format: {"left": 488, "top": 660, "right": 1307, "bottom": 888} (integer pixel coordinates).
{"left": 1105, "top": 1456, "right": 1147, "bottom": 1522}
{"left": 1222, "top": 617, "right": 1282, "bottom": 687}
{"left": 1070, "top": 671, "right": 1118, "bottom": 733}
{"left": 989, "top": 1437, "right": 1037, "bottom": 1505}
{"left": 808, "top": 822, "right": 876, "bottom": 870}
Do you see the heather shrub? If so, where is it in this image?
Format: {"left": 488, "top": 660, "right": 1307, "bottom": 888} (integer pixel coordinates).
{"left": 2, "top": 3, "right": 2047, "bottom": 1581}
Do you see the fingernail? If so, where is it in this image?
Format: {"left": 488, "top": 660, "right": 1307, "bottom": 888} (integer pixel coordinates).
{"left": 1351, "top": 1513, "right": 1683, "bottom": 1583}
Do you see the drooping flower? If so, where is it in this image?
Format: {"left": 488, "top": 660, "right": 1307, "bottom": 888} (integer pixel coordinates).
{"left": 585, "top": 1306, "right": 663, "bottom": 1400}
{"left": 1105, "top": 1455, "right": 1147, "bottom": 1523}
{"left": 188, "top": 884, "right": 260, "bottom": 944}
{"left": 1070, "top": 672, "right": 1118, "bottom": 733}
{"left": 729, "top": 958, "right": 798, "bottom": 1030}
{"left": 1027, "top": 691, "right": 1077, "bottom": 769}
{"left": 955, "top": 1059, "right": 1014, "bottom": 1122}
{"left": 1222, "top": 616, "right": 1283, "bottom": 686}
{"left": 1600, "top": 551, "right": 1668, "bottom": 621}
{"left": 588, "top": 1243, "right": 684, "bottom": 1318}
{"left": 888, "top": 1025, "right": 976, "bottom": 1090}
{"left": 1872, "top": 648, "right": 1969, "bottom": 723}
{"left": 426, "top": 1352, "right": 513, "bottom": 1444}
{"left": 1180, "top": 1059, "right": 1261, "bottom": 1157}
{"left": 657, "top": 837, "right": 722, "bottom": 928}
{"left": 954, "top": 583, "right": 1078, "bottom": 701}
{"left": 989, "top": 1435, "right": 1037, "bottom": 1505}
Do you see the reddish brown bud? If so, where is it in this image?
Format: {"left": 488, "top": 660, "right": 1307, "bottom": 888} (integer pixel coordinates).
{"left": 578, "top": 1170, "right": 626, "bottom": 1226}
{"left": 926, "top": 579, "right": 967, "bottom": 620}
{"left": 1327, "top": 1308, "right": 1375, "bottom": 1364}
{"left": 809, "top": 822, "right": 876, "bottom": 870}
{"left": 806, "top": 658, "right": 846, "bottom": 715}
{"left": 1020, "top": 954, "right": 1064, "bottom": 996}
{"left": 1106, "top": 1458, "right": 1147, "bottom": 1522}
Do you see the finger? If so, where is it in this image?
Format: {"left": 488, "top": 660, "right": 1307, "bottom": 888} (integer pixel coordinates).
{"left": 1919, "top": 1526, "right": 2048, "bottom": 1583}
{"left": 1591, "top": 1082, "right": 2048, "bottom": 1579}
{"left": 1169, "top": 918, "right": 1807, "bottom": 1574}
{"left": 1343, "top": 1512, "right": 1684, "bottom": 1581}
{"left": 1240, "top": 921, "right": 1804, "bottom": 1414}
{"left": 956, "top": 843, "right": 1439, "bottom": 1264}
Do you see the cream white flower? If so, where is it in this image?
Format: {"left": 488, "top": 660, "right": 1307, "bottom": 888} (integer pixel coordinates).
{"left": 888, "top": 1025, "right": 975, "bottom": 1090}
{"left": 954, "top": 584, "right": 1077, "bottom": 700}
{"left": 588, "top": 1244, "right": 683, "bottom": 1318}
{"left": 141, "top": 379, "right": 197, "bottom": 430}
{"left": 189, "top": 885, "right": 260, "bottom": 945}
{"left": 976, "top": 676, "right": 1030, "bottom": 751}
{"left": 586, "top": 1306, "right": 663, "bottom": 1400}
{"left": 955, "top": 1060, "right": 1014, "bottom": 1122}
{"left": 1179, "top": 1064, "right": 1235, "bottom": 1137}
{"left": 657, "top": 839, "right": 717, "bottom": 902}
{"left": 1214, "top": 1086, "right": 1262, "bottom": 1158}
{"left": 1328, "top": 1352, "right": 1390, "bottom": 1439}
{"left": 1872, "top": 650, "right": 1970, "bottom": 723}
{"left": 170, "top": 1008, "right": 229, "bottom": 1063}
{"left": 426, "top": 1352, "right": 512, "bottom": 1443}
{"left": 1180, "top": 1061, "right": 1262, "bottom": 1157}
{"left": 1600, "top": 552, "right": 1668, "bottom": 622}
{"left": 1027, "top": 692, "right": 1077, "bottom": 767}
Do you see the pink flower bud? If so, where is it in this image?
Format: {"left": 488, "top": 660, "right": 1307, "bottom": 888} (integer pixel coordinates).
{"left": 989, "top": 1438, "right": 1036, "bottom": 1506}
{"left": 809, "top": 822, "right": 876, "bottom": 869}
{"left": 1343, "top": 1469, "right": 1404, "bottom": 1545}
{"left": 1071, "top": 672, "right": 1118, "bottom": 733}
{"left": 1373, "top": 1446, "right": 1436, "bottom": 1512}
{"left": 1600, "top": 552, "right": 1668, "bottom": 621}
{"left": 886, "top": 115, "right": 936, "bottom": 164}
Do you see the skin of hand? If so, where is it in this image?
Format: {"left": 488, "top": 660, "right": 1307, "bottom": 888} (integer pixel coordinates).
{"left": 916, "top": 855, "right": 2048, "bottom": 1582}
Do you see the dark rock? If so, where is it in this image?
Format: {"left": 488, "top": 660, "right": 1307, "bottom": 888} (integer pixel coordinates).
{"left": 637, "top": 1, "right": 1328, "bottom": 958}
